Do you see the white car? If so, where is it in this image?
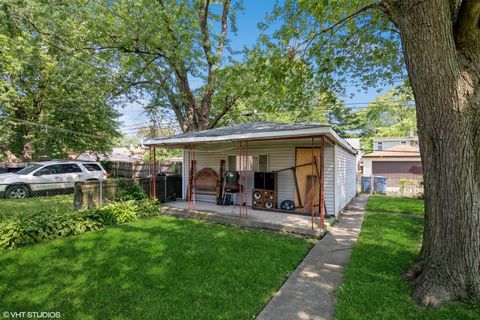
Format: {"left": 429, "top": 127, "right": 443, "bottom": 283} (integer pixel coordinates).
{"left": 0, "top": 160, "right": 108, "bottom": 199}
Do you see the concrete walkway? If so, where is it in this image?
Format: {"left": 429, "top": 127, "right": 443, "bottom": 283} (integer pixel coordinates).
{"left": 256, "top": 195, "right": 368, "bottom": 320}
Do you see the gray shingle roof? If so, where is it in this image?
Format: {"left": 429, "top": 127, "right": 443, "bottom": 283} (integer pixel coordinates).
{"left": 154, "top": 122, "right": 329, "bottom": 141}
{"left": 143, "top": 121, "right": 357, "bottom": 154}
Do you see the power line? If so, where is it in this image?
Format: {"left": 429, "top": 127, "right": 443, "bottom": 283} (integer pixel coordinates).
{"left": 0, "top": 116, "right": 106, "bottom": 139}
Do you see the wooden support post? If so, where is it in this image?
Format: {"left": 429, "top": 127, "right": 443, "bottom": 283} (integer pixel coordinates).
{"left": 311, "top": 137, "right": 315, "bottom": 229}
{"left": 320, "top": 137, "right": 325, "bottom": 229}
{"left": 192, "top": 146, "right": 196, "bottom": 210}
{"left": 153, "top": 147, "right": 157, "bottom": 199}
{"left": 187, "top": 147, "right": 191, "bottom": 210}
{"left": 245, "top": 141, "right": 248, "bottom": 216}
{"left": 149, "top": 147, "right": 152, "bottom": 197}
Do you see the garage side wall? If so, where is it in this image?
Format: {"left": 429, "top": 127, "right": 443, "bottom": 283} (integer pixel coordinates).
{"left": 334, "top": 145, "right": 357, "bottom": 215}
{"left": 181, "top": 141, "right": 335, "bottom": 215}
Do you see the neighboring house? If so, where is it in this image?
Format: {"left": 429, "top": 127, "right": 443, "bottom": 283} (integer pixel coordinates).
{"left": 363, "top": 135, "right": 422, "bottom": 189}
{"left": 372, "top": 135, "right": 419, "bottom": 151}
{"left": 144, "top": 122, "right": 358, "bottom": 218}
{"left": 74, "top": 147, "right": 146, "bottom": 162}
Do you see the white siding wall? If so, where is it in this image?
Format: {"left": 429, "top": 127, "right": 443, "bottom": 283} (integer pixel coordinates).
{"left": 324, "top": 145, "right": 335, "bottom": 216}
{"left": 334, "top": 145, "right": 357, "bottom": 215}
{"left": 182, "top": 141, "right": 338, "bottom": 215}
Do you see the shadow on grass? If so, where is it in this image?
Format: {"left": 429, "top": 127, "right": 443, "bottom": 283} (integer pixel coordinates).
{"left": 0, "top": 216, "right": 311, "bottom": 320}
{"left": 334, "top": 213, "right": 480, "bottom": 320}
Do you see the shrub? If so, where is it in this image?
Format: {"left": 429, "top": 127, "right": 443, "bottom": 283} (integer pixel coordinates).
{"left": 115, "top": 178, "right": 148, "bottom": 201}
{"left": 0, "top": 211, "right": 103, "bottom": 249}
{"left": 0, "top": 199, "right": 160, "bottom": 249}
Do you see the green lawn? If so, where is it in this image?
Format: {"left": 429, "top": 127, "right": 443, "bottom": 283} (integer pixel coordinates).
{"left": 367, "top": 195, "right": 424, "bottom": 215}
{"left": 334, "top": 213, "right": 480, "bottom": 320}
{"left": 0, "top": 215, "right": 312, "bottom": 320}
{"left": 0, "top": 195, "right": 74, "bottom": 220}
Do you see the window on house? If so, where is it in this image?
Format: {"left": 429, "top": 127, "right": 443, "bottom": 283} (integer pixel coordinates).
{"left": 228, "top": 155, "right": 236, "bottom": 171}
{"left": 377, "top": 142, "right": 383, "bottom": 150}
{"left": 258, "top": 155, "right": 269, "bottom": 171}
{"left": 401, "top": 141, "right": 407, "bottom": 145}
{"left": 228, "top": 154, "right": 268, "bottom": 172}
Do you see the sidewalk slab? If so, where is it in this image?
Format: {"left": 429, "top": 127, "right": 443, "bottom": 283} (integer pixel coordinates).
{"left": 256, "top": 195, "right": 368, "bottom": 320}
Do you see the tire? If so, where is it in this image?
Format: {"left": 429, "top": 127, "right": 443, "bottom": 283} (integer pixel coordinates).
{"left": 6, "top": 185, "right": 30, "bottom": 199}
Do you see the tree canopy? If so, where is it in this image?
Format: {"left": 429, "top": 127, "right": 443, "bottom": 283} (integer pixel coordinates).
{"left": 0, "top": 1, "right": 120, "bottom": 161}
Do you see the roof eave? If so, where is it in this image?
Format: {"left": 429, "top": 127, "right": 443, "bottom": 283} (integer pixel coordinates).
{"left": 144, "top": 127, "right": 357, "bottom": 155}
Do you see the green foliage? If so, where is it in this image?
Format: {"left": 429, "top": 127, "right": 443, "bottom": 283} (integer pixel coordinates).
{"left": 335, "top": 213, "right": 480, "bottom": 319}
{"left": 0, "top": 198, "right": 159, "bottom": 249}
{"left": 143, "top": 148, "right": 182, "bottom": 162}
{"left": 265, "top": 0, "right": 406, "bottom": 93}
{"left": 356, "top": 85, "right": 417, "bottom": 151}
{"left": 115, "top": 179, "right": 148, "bottom": 201}
{"left": 0, "top": 210, "right": 103, "bottom": 249}
{"left": 85, "top": 198, "right": 159, "bottom": 226}
{"left": 0, "top": 1, "right": 121, "bottom": 160}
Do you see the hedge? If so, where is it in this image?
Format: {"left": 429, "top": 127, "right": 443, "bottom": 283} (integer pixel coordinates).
{"left": 0, "top": 199, "right": 160, "bottom": 249}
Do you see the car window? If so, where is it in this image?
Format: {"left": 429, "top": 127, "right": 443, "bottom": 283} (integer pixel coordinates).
{"left": 83, "top": 163, "right": 102, "bottom": 171}
{"left": 16, "top": 164, "right": 42, "bottom": 175}
{"left": 60, "top": 164, "right": 83, "bottom": 174}
{"left": 34, "top": 165, "right": 61, "bottom": 176}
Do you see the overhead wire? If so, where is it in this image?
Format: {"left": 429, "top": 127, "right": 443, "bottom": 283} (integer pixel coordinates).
{"left": 0, "top": 116, "right": 107, "bottom": 139}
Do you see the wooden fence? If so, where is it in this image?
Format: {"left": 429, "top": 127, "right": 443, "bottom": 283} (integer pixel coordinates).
{"left": 104, "top": 161, "right": 182, "bottom": 178}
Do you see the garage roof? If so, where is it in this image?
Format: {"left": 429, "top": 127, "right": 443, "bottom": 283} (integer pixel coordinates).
{"left": 143, "top": 122, "right": 357, "bottom": 154}
{"left": 363, "top": 145, "right": 421, "bottom": 158}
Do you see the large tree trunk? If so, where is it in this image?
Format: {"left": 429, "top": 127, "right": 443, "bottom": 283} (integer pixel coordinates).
{"left": 391, "top": 0, "right": 480, "bottom": 307}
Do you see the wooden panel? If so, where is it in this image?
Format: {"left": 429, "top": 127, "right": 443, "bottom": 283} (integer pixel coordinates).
{"left": 295, "top": 148, "right": 321, "bottom": 213}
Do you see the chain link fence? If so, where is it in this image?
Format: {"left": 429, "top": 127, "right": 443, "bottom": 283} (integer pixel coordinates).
{"left": 0, "top": 176, "right": 182, "bottom": 221}
{"left": 358, "top": 174, "right": 423, "bottom": 198}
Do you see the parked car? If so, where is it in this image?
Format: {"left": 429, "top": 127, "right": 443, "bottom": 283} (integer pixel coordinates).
{"left": 0, "top": 160, "right": 108, "bottom": 199}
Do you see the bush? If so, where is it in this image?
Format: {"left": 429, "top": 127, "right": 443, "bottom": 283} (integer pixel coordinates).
{"left": 0, "top": 199, "right": 160, "bottom": 249}
{"left": 0, "top": 211, "right": 103, "bottom": 249}
{"left": 85, "top": 199, "right": 158, "bottom": 225}
{"left": 115, "top": 179, "right": 148, "bottom": 201}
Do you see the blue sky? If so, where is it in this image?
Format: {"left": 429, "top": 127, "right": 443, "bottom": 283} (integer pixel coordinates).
{"left": 119, "top": 0, "right": 393, "bottom": 133}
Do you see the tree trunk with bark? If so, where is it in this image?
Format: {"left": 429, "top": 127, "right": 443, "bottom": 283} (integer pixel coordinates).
{"left": 381, "top": 0, "right": 480, "bottom": 307}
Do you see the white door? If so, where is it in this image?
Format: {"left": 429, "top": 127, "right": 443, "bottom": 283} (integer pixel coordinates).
{"left": 59, "top": 163, "right": 85, "bottom": 188}
{"left": 31, "top": 164, "right": 64, "bottom": 191}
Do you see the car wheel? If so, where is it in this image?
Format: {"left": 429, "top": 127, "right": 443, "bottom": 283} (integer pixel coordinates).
{"left": 6, "top": 185, "right": 30, "bottom": 199}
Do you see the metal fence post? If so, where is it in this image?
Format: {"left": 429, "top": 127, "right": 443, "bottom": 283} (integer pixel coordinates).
{"left": 99, "top": 179, "right": 103, "bottom": 206}
{"left": 164, "top": 175, "right": 167, "bottom": 203}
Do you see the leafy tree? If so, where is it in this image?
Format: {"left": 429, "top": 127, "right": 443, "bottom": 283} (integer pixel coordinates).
{"left": 268, "top": 0, "right": 480, "bottom": 307}
{"left": 0, "top": 1, "right": 120, "bottom": 161}
{"left": 356, "top": 86, "right": 417, "bottom": 151}
{"left": 32, "top": 0, "right": 245, "bottom": 133}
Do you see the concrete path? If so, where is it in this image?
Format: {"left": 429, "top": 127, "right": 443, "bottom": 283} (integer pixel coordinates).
{"left": 256, "top": 195, "right": 368, "bottom": 320}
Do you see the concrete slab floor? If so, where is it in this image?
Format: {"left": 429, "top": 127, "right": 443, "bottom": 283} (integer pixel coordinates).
{"left": 163, "top": 200, "right": 329, "bottom": 237}
{"left": 256, "top": 195, "right": 368, "bottom": 320}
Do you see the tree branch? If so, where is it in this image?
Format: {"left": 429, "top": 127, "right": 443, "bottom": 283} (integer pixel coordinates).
{"left": 308, "top": 3, "right": 379, "bottom": 40}
{"left": 156, "top": 0, "right": 197, "bottom": 131}
{"left": 198, "top": 0, "right": 214, "bottom": 67}
{"left": 216, "top": 0, "right": 231, "bottom": 60}
{"left": 208, "top": 96, "right": 237, "bottom": 129}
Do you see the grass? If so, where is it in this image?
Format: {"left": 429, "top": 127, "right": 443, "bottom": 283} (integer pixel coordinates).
{"left": 0, "top": 195, "right": 74, "bottom": 220}
{"left": 0, "top": 215, "right": 312, "bottom": 320}
{"left": 334, "top": 213, "right": 480, "bottom": 320}
{"left": 367, "top": 195, "right": 424, "bottom": 215}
